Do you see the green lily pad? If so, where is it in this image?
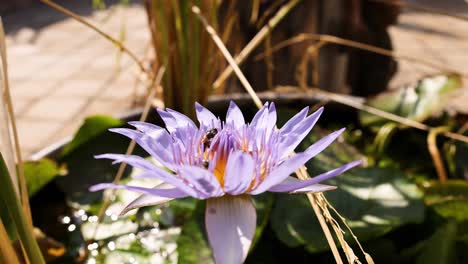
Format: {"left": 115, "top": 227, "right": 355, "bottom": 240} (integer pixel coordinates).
{"left": 414, "top": 221, "right": 458, "bottom": 264}
{"left": 61, "top": 115, "right": 124, "bottom": 157}
{"left": 423, "top": 180, "right": 468, "bottom": 222}
{"left": 24, "top": 158, "right": 65, "bottom": 197}
{"left": 271, "top": 129, "right": 425, "bottom": 253}
{"left": 359, "top": 74, "right": 462, "bottom": 128}
{"left": 56, "top": 123, "right": 146, "bottom": 197}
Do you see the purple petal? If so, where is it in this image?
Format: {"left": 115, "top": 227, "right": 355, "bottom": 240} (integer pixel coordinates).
{"left": 109, "top": 128, "right": 173, "bottom": 168}
{"left": 89, "top": 183, "right": 188, "bottom": 198}
{"left": 166, "top": 108, "right": 196, "bottom": 128}
{"left": 120, "top": 193, "right": 179, "bottom": 216}
{"left": 278, "top": 107, "right": 324, "bottom": 159}
{"left": 205, "top": 196, "right": 256, "bottom": 264}
{"left": 267, "top": 102, "right": 277, "bottom": 129}
{"left": 226, "top": 101, "right": 245, "bottom": 128}
{"left": 127, "top": 122, "right": 173, "bottom": 148}
{"left": 157, "top": 108, "right": 195, "bottom": 134}
{"left": 279, "top": 106, "right": 309, "bottom": 135}
{"left": 250, "top": 102, "right": 275, "bottom": 131}
{"left": 195, "top": 102, "right": 217, "bottom": 128}
{"left": 128, "top": 121, "right": 164, "bottom": 134}
{"left": 177, "top": 165, "right": 224, "bottom": 198}
{"left": 224, "top": 152, "right": 255, "bottom": 195}
{"left": 250, "top": 102, "right": 269, "bottom": 128}
{"left": 268, "top": 160, "right": 362, "bottom": 192}
{"left": 250, "top": 128, "right": 345, "bottom": 194}
{"left": 95, "top": 154, "right": 197, "bottom": 196}
{"left": 157, "top": 109, "right": 178, "bottom": 133}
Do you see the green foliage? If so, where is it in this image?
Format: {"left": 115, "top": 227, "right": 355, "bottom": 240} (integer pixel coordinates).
{"left": 271, "top": 167, "right": 424, "bottom": 253}
{"left": 359, "top": 74, "right": 462, "bottom": 128}
{"left": 57, "top": 115, "right": 134, "bottom": 197}
{"left": 176, "top": 202, "right": 215, "bottom": 264}
{"left": 271, "top": 129, "right": 424, "bottom": 253}
{"left": 251, "top": 193, "right": 274, "bottom": 248}
{"left": 61, "top": 115, "right": 124, "bottom": 157}
{"left": 0, "top": 152, "right": 45, "bottom": 263}
{"left": 414, "top": 221, "right": 458, "bottom": 264}
{"left": 159, "top": 198, "right": 198, "bottom": 227}
{"left": 24, "top": 158, "right": 65, "bottom": 197}
{"left": 148, "top": 0, "right": 222, "bottom": 117}
{"left": 424, "top": 180, "right": 468, "bottom": 222}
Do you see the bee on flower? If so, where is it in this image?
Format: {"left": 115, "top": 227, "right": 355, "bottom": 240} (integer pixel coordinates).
{"left": 91, "top": 101, "right": 362, "bottom": 264}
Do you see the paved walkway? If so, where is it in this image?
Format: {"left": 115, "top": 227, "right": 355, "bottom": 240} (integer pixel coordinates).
{"left": 388, "top": 0, "right": 468, "bottom": 111}
{"left": 4, "top": 1, "right": 150, "bottom": 157}
{"left": 3, "top": 0, "right": 468, "bottom": 158}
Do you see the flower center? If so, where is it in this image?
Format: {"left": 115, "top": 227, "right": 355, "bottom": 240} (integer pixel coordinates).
{"left": 196, "top": 124, "right": 280, "bottom": 192}
{"left": 201, "top": 128, "right": 240, "bottom": 187}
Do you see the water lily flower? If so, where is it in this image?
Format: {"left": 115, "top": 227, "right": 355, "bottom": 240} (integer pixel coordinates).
{"left": 90, "top": 101, "right": 362, "bottom": 264}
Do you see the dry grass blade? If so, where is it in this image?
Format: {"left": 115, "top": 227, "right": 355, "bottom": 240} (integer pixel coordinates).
{"left": 319, "top": 193, "right": 375, "bottom": 264}
{"left": 193, "top": 6, "right": 347, "bottom": 263}
{"left": 212, "top": 0, "right": 302, "bottom": 91}
{"left": 0, "top": 18, "right": 32, "bottom": 225}
{"left": 192, "top": 6, "right": 263, "bottom": 109}
{"left": 296, "top": 41, "right": 326, "bottom": 89}
{"left": 307, "top": 88, "right": 468, "bottom": 144}
{"left": 296, "top": 166, "right": 344, "bottom": 264}
{"left": 254, "top": 34, "right": 467, "bottom": 79}
{"left": 0, "top": 219, "right": 21, "bottom": 263}
{"left": 92, "top": 66, "right": 166, "bottom": 241}
{"left": 264, "top": 34, "right": 274, "bottom": 90}
{"left": 40, "top": 0, "right": 148, "bottom": 76}
{"left": 427, "top": 127, "right": 450, "bottom": 182}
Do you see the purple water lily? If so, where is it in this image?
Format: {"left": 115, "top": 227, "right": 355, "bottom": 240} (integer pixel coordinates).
{"left": 90, "top": 101, "right": 362, "bottom": 264}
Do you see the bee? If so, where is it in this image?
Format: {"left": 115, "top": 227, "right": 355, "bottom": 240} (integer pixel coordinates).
{"left": 201, "top": 128, "right": 218, "bottom": 150}
{"left": 201, "top": 128, "right": 218, "bottom": 169}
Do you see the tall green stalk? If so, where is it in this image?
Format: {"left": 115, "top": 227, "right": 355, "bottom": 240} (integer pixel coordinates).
{"left": 146, "top": 0, "right": 222, "bottom": 118}
{"left": 0, "top": 152, "right": 45, "bottom": 264}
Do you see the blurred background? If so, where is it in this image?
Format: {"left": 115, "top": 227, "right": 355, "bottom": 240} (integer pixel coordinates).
{"left": 1, "top": 0, "right": 467, "bottom": 157}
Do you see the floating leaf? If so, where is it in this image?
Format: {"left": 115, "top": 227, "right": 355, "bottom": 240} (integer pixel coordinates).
{"left": 271, "top": 130, "right": 425, "bottom": 253}
{"left": 423, "top": 180, "right": 468, "bottom": 222}
{"left": 24, "top": 158, "right": 65, "bottom": 197}
{"left": 359, "top": 74, "right": 462, "bottom": 128}
{"left": 56, "top": 125, "right": 145, "bottom": 196}
{"left": 423, "top": 180, "right": 468, "bottom": 244}
{"left": 61, "top": 115, "right": 124, "bottom": 157}
{"left": 415, "top": 221, "right": 457, "bottom": 264}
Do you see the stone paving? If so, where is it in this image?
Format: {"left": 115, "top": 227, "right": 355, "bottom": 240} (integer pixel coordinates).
{"left": 2, "top": 0, "right": 468, "bottom": 158}
{"left": 3, "top": 1, "right": 150, "bottom": 157}
{"left": 388, "top": 0, "right": 468, "bottom": 112}
{"left": 389, "top": 1, "right": 468, "bottom": 86}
